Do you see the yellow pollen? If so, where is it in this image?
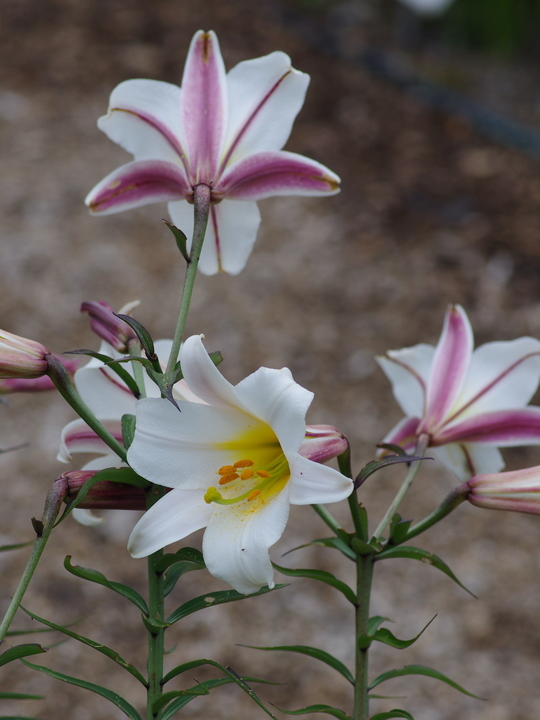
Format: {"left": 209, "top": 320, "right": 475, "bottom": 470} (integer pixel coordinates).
{"left": 218, "top": 465, "right": 236, "bottom": 476}
{"left": 234, "top": 459, "right": 254, "bottom": 468}
{"left": 218, "top": 473, "right": 239, "bottom": 485}
{"left": 256, "top": 470, "right": 271, "bottom": 478}
{"left": 247, "top": 489, "right": 261, "bottom": 501}
{"left": 240, "top": 469, "right": 254, "bottom": 480}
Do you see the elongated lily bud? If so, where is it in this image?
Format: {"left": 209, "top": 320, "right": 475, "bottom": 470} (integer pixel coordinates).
{"left": 81, "top": 300, "right": 139, "bottom": 353}
{"left": 468, "top": 466, "right": 540, "bottom": 515}
{"left": 60, "top": 470, "right": 147, "bottom": 511}
{"left": 0, "top": 356, "right": 79, "bottom": 394}
{"left": 0, "top": 330, "right": 50, "bottom": 379}
{"left": 300, "top": 425, "right": 348, "bottom": 464}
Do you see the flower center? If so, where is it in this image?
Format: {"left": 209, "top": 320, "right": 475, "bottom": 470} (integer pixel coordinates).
{"left": 204, "top": 455, "right": 290, "bottom": 506}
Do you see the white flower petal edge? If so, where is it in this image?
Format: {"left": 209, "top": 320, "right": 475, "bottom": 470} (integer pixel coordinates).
{"left": 127, "top": 334, "right": 352, "bottom": 593}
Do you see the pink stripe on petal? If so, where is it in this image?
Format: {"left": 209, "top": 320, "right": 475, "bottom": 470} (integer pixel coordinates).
{"left": 216, "top": 151, "right": 340, "bottom": 200}
{"left": 435, "top": 407, "right": 540, "bottom": 446}
{"left": 421, "top": 305, "right": 473, "bottom": 433}
{"left": 86, "top": 161, "right": 191, "bottom": 214}
{"left": 379, "top": 416, "right": 421, "bottom": 455}
{"left": 180, "top": 31, "right": 227, "bottom": 183}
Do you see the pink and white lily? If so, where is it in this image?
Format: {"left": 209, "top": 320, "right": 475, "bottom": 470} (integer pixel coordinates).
{"left": 85, "top": 30, "right": 340, "bottom": 275}
{"left": 467, "top": 466, "right": 540, "bottom": 515}
{"left": 127, "top": 335, "right": 352, "bottom": 595}
{"left": 377, "top": 305, "right": 540, "bottom": 480}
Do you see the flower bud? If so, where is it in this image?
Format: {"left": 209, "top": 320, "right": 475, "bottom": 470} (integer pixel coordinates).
{"left": 60, "top": 470, "right": 147, "bottom": 511}
{"left": 468, "top": 466, "right": 540, "bottom": 515}
{"left": 299, "top": 424, "right": 348, "bottom": 464}
{"left": 81, "top": 300, "right": 139, "bottom": 353}
{"left": 0, "top": 329, "right": 50, "bottom": 379}
{"left": 0, "top": 356, "right": 79, "bottom": 394}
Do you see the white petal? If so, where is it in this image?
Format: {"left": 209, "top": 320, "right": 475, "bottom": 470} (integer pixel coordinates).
{"left": 431, "top": 443, "right": 504, "bottom": 481}
{"left": 168, "top": 199, "right": 261, "bottom": 276}
{"left": 376, "top": 344, "right": 434, "bottom": 417}
{"left": 98, "top": 79, "right": 185, "bottom": 165}
{"left": 127, "top": 397, "right": 272, "bottom": 488}
{"left": 72, "top": 509, "right": 104, "bottom": 527}
{"left": 128, "top": 487, "right": 212, "bottom": 558}
{"left": 75, "top": 355, "right": 137, "bottom": 418}
{"left": 58, "top": 418, "right": 122, "bottom": 462}
{"left": 180, "top": 335, "right": 238, "bottom": 408}
{"left": 288, "top": 454, "right": 352, "bottom": 505}
{"left": 223, "top": 52, "right": 309, "bottom": 166}
{"left": 202, "top": 485, "right": 290, "bottom": 594}
{"left": 455, "top": 337, "right": 540, "bottom": 417}
{"left": 234, "top": 366, "right": 312, "bottom": 456}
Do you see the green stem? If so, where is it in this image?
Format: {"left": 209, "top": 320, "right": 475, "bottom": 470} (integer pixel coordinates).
{"left": 372, "top": 434, "right": 430, "bottom": 540}
{"left": 146, "top": 486, "right": 166, "bottom": 720}
{"left": 0, "top": 479, "right": 67, "bottom": 644}
{"left": 398, "top": 483, "right": 469, "bottom": 544}
{"left": 353, "top": 554, "right": 374, "bottom": 720}
{"left": 129, "top": 339, "right": 147, "bottom": 399}
{"left": 166, "top": 184, "right": 211, "bottom": 375}
{"left": 46, "top": 355, "right": 127, "bottom": 463}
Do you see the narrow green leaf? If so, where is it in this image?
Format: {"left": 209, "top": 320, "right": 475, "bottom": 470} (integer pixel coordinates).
{"left": 363, "top": 617, "right": 436, "bottom": 651}
{"left": 121, "top": 414, "right": 136, "bottom": 451}
{"left": 0, "top": 694, "right": 43, "bottom": 701}
{"left": 241, "top": 644, "right": 354, "bottom": 685}
{"left": 375, "top": 546, "right": 475, "bottom": 596}
{"left": 0, "top": 644, "right": 46, "bottom": 667}
{"left": 64, "top": 350, "right": 141, "bottom": 398}
{"left": 272, "top": 564, "right": 356, "bottom": 605}
{"left": 163, "top": 220, "right": 189, "bottom": 261}
{"left": 166, "top": 584, "right": 285, "bottom": 625}
{"left": 156, "top": 547, "right": 206, "bottom": 596}
{"left": 115, "top": 315, "right": 156, "bottom": 363}
{"left": 0, "top": 541, "right": 33, "bottom": 552}
{"left": 367, "top": 616, "right": 389, "bottom": 635}
{"left": 370, "top": 710, "right": 414, "bottom": 720}
{"left": 283, "top": 537, "right": 356, "bottom": 561}
{"left": 388, "top": 514, "right": 412, "bottom": 545}
{"left": 20, "top": 607, "right": 147, "bottom": 686}
{"left": 21, "top": 659, "right": 143, "bottom": 720}
{"left": 272, "top": 703, "right": 352, "bottom": 719}
{"left": 355, "top": 455, "right": 429, "bottom": 488}
{"left": 63, "top": 556, "right": 149, "bottom": 614}
{"left": 369, "top": 664, "right": 482, "bottom": 698}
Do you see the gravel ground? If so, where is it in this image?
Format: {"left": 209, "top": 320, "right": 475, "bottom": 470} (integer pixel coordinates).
{"left": 2, "top": 2, "right": 540, "bottom": 719}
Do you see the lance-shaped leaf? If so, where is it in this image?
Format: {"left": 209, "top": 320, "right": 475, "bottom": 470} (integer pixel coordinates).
{"left": 0, "top": 691, "right": 43, "bottom": 701}
{"left": 272, "top": 563, "right": 356, "bottom": 605}
{"left": 155, "top": 547, "right": 206, "bottom": 597}
{"left": 241, "top": 643, "right": 354, "bottom": 684}
{"left": 370, "top": 711, "right": 414, "bottom": 720}
{"left": 282, "top": 536, "right": 356, "bottom": 562}
{"left": 63, "top": 556, "right": 148, "bottom": 614}
{"left": 359, "top": 616, "right": 436, "bottom": 651}
{"left": 369, "top": 664, "right": 481, "bottom": 699}
{"left": 115, "top": 314, "right": 158, "bottom": 366}
{"left": 388, "top": 514, "right": 413, "bottom": 545}
{"left": 64, "top": 349, "right": 141, "bottom": 397}
{"left": 375, "top": 545, "right": 475, "bottom": 596}
{"left": 20, "top": 606, "right": 147, "bottom": 686}
{"left": 271, "top": 704, "right": 352, "bottom": 719}
{"left": 0, "top": 643, "right": 46, "bottom": 668}
{"left": 355, "top": 455, "right": 428, "bottom": 489}
{"left": 0, "top": 540, "right": 33, "bottom": 552}
{"left": 163, "top": 220, "right": 189, "bottom": 262}
{"left": 121, "top": 414, "right": 137, "bottom": 450}
{"left": 21, "top": 659, "right": 143, "bottom": 720}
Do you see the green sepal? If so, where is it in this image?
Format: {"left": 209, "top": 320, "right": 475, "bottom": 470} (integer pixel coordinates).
{"left": 272, "top": 563, "right": 356, "bottom": 605}
{"left": 121, "top": 414, "right": 136, "bottom": 450}
{"left": 360, "top": 616, "right": 436, "bottom": 651}
{"left": 375, "top": 545, "right": 475, "bottom": 596}
{"left": 240, "top": 643, "right": 354, "bottom": 684}
{"left": 21, "top": 659, "right": 143, "bottom": 720}
{"left": 20, "top": 606, "right": 147, "bottom": 686}
{"left": 283, "top": 537, "right": 356, "bottom": 562}
{"left": 166, "top": 584, "right": 286, "bottom": 625}
{"left": 115, "top": 314, "right": 160, "bottom": 370}
{"left": 0, "top": 540, "right": 33, "bottom": 552}
{"left": 388, "top": 514, "right": 413, "bottom": 545}
{"left": 370, "top": 710, "right": 414, "bottom": 719}
{"left": 0, "top": 643, "right": 46, "bottom": 667}
{"left": 355, "top": 455, "right": 428, "bottom": 489}
{"left": 271, "top": 703, "right": 352, "bottom": 719}
{"left": 163, "top": 220, "right": 189, "bottom": 262}
{"left": 63, "top": 556, "right": 149, "bottom": 614}
{"left": 64, "top": 349, "right": 141, "bottom": 398}
{"left": 369, "top": 664, "right": 482, "bottom": 698}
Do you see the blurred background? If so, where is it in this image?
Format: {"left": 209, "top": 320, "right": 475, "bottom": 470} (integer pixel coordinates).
{"left": 1, "top": 0, "right": 540, "bottom": 718}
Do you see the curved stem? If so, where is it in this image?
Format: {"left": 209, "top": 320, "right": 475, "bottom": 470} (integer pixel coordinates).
{"left": 399, "top": 483, "right": 469, "bottom": 544}
{"left": 372, "top": 433, "right": 430, "bottom": 541}
{"left": 166, "top": 184, "right": 211, "bottom": 375}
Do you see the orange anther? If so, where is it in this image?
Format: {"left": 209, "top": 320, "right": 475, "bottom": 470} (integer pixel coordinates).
{"left": 247, "top": 489, "right": 261, "bottom": 501}
{"left": 240, "top": 469, "right": 254, "bottom": 480}
{"left": 218, "top": 473, "right": 239, "bottom": 485}
{"left": 256, "top": 470, "right": 270, "bottom": 478}
{"left": 218, "top": 465, "right": 236, "bottom": 475}
{"left": 234, "top": 459, "right": 254, "bottom": 468}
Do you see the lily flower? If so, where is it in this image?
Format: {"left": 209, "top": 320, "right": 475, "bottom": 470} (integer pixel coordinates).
{"left": 377, "top": 305, "right": 540, "bottom": 480}
{"left": 85, "top": 30, "right": 340, "bottom": 275}
{"left": 127, "top": 335, "right": 352, "bottom": 595}
{"left": 467, "top": 466, "right": 540, "bottom": 515}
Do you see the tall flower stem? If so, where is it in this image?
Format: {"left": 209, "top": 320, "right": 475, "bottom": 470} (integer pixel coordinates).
{"left": 145, "top": 486, "right": 167, "bottom": 720}
{"left": 373, "top": 433, "right": 430, "bottom": 540}
{"left": 353, "top": 553, "right": 374, "bottom": 720}
{"left": 0, "top": 478, "right": 67, "bottom": 644}
{"left": 166, "top": 184, "right": 211, "bottom": 375}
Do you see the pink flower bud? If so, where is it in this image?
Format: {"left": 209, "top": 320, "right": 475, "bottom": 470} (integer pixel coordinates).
{"left": 299, "top": 424, "right": 348, "bottom": 464}
{"left": 0, "top": 355, "right": 79, "bottom": 394}
{"left": 60, "top": 469, "right": 147, "bottom": 511}
{"left": 468, "top": 465, "right": 540, "bottom": 515}
{"left": 0, "top": 329, "right": 50, "bottom": 379}
{"left": 81, "top": 300, "right": 138, "bottom": 353}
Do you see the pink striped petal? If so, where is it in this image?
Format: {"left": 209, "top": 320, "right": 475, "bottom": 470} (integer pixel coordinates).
{"left": 435, "top": 407, "right": 540, "bottom": 446}
{"left": 380, "top": 416, "right": 421, "bottom": 454}
{"left": 180, "top": 30, "right": 227, "bottom": 183}
{"left": 58, "top": 419, "right": 124, "bottom": 462}
{"left": 468, "top": 465, "right": 540, "bottom": 514}
{"left": 215, "top": 151, "right": 340, "bottom": 200}
{"left": 86, "top": 160, "right": 191, "bottom": 214}
{"left": 221, "top": 51, "right": 309, "bottom": 168}
{"left": 421, "top": 305, "right": 473, "bottom": 433}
